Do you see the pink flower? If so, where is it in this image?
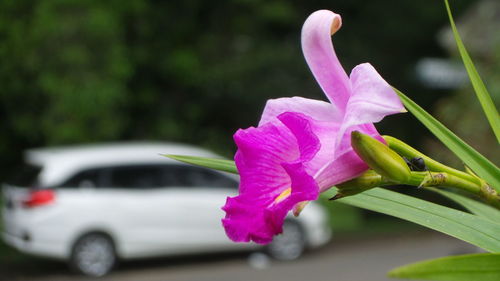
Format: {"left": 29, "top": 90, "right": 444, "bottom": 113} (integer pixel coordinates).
{"left": 222, "top": 10, "right": 405, "bottom": 244}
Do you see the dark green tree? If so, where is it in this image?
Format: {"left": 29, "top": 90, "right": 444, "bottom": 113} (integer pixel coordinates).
{"left": 0, "top": 0, "right": 478, "bottom": 181}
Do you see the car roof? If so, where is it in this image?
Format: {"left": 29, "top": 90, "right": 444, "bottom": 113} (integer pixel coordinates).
{"left": 25, "top": 142, "right": 226, "bottom": 186}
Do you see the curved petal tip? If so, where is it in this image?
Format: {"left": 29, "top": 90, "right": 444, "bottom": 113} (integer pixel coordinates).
{"left": 304, "top": 10, "right": 342, "bottom": 36}
{"left": 330, "top": 14, "right": 342, "bottom": 35}
{"left": 301, "top": 10, "right": 350, "bottom": 111}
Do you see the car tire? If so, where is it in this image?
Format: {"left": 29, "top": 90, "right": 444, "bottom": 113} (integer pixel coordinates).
{"left": 70, "top": 233, "right": 117, "bottom": 277}
{"left": 266, "top": 220, "right": 306, "bottom": 260}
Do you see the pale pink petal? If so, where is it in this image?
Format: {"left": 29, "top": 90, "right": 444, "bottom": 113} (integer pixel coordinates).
{"left": 335, "top": 123, "right": 384, "bottom": 159}
{"left": 342, "top": 63, "right": 406, "bottom": 129}
{"left": 259, "top": 97, "right": 340, "bottom": 126}
{"left": 304, "top": 119, "right": 339, "bottom": 174}
{"left": 314, "top": 150, "right": 369, "bottom": 192}
{"left": 301, "top": 10, "right": 351, "bottom": 112}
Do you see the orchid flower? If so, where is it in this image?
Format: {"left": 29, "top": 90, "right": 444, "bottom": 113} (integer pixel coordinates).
{"left": 222, "top": 10, "right": 406, "bottom": 244}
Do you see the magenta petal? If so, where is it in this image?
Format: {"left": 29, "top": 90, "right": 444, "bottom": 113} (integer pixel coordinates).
{"left": 222, "top": 195, "right": 275, "bottom": 244}
{"left": 222, "top": 161, "right": 319, "bottom": 244}
{"left": 278, "top": 112, "right": 320, "bottom": 163}
{"left": 281, "top": 162, "right": 320, "bottom": 203}
{"left": 224, "top": 115, "right": 321, "bottom": 244}
{"left": 233, "top": 123, "right": 297, "bottom": 196}
{"left": 301, "top": 10, "right": 350, "bottom": 112}
{"left": 269, "top": 161, "right": 320, "bottom": 215}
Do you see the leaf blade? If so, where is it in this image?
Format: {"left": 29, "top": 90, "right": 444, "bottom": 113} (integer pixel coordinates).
{"left": 166, "top": 156, "right": 500, "bottom": 252}
{"left": 338, "top": 188, "right": 500, "bottom": 252}
{"left": 444, "top": 0, "right": 500, "bottom": 142}
{"left": 163, "top": 155, "right": 238, "bottom": 174}
{"left": 395, "top": 89, "right": 500, "bottom": 192}
{"left": 428, "top": 188, "right": 500, "bottom": 222}
{"left": 388, "top": 253, "right": 500, "bottom": 281}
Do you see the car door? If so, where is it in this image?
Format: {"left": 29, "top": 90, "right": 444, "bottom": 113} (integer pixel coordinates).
{"left": 55, "top": 164, "right": 195, "bottom": 257}
{"left": 69, "top": 164, "right": 241, "bottom": 257}
{"left": 100, "top": 164, "right": 189, "bottom": 256}
{"left": 164, "top": 165, "right": 239, "bottom": 249}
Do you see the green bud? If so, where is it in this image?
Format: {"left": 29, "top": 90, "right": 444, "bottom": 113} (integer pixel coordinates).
{"left": 334, "top": 170, "right": 383, "bottom": 199}
{"left": 351, "top": 131, "right": 411, "bottom": 183}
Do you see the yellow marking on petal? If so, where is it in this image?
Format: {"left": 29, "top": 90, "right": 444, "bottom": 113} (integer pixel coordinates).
{"left": 330, "top": 16, "right": 342, "bottom": 35}
{"left": 275, "top": 187, "right": 292, "bottom": 203}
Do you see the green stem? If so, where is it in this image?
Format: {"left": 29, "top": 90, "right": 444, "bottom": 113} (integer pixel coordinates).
{"left": 408, "top": 171, "right": 500, "bottom": 209}
{"left": 336, "top": 135, "right": 499, "bottom": 208}
{"left": 383, "top": 136, "right": 482, "bottom": 186}
{"left": 406, "top": 171, "right": 478, "bottom": 193}
{"left": 335, "top": 170, "right": 393, "bottom": 197}
{"left": 336, "top": 170, "right": 500, "bottom": 209}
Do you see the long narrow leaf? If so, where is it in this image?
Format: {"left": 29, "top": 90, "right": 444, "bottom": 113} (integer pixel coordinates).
{"left": 168, "top": 156, "right": 500, "bottom": 251}
{"left": 395, "top": 89, "right": 500, "bottom": 192}
{"left": 388, "top": 253, "right": 500, "bottom": 281}
{"left": 444, "top": 0, "right": 500, "bottom": 142}
{"left": 163, "top": 155, "right": 238, "bottom": 174}
{"left": 338, "top": 188, "right": 500, "bottom": 252}
{"left": 428, "top": 187, "right": 500, "bottom": 222}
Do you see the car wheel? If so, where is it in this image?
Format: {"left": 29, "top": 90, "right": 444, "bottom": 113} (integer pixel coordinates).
{"left": 267, "top": 220, "right": 306, "bottom": 260}
{"left": 70, "top": 233, "right": 116, "bottom": 277}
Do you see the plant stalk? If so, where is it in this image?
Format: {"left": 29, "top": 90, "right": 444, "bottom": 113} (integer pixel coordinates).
{"left": 383, "top": 136, "right": 482, "bottom": 186}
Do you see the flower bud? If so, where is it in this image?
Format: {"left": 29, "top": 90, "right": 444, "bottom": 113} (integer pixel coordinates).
{"left": 333, "top": 169, "right": 383, "bottom": 199}
{"left": 351, "top": 131, "right": 411, "bottom": 183}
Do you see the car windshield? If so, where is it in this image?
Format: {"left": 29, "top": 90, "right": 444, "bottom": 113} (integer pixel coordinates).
{"left": 7, "top": 163, "right": 42, "bottom": 187}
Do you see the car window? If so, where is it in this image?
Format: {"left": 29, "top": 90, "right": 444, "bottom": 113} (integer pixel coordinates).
{"left": 59, "top": 164, "right": 238, "bottom": 190}
{"left": 165, "top": 165, "right": 238, "bottom": 188}
{"left": 109, "top": 165, "right": 164, "bottom": 189}
{"left": 59, "top": 168, "right": 102, "bottom": 188}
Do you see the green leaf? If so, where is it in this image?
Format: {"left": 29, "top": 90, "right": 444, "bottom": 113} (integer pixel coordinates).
{"left": 444, "top": 0, "right": 500, "bottom": 143}
{"left": 338, "top": 188, "right": 500, "bottom": 252}
{"left": 395, "top": 89, "right": 500, "bottom": 192}
{"left": 168, "top": 156, "right": 500, "bottom": 253}
{"left": 163, "top": 155, "right": 238, "bottom": 174}
{"left": 428, "top": 188, "right": 500, "bottom": 223}
{"left": 388, "top": 253, "right": 500, "bottom": 281}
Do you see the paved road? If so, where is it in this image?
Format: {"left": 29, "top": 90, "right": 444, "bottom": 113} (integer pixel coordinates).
{"left": 2, "top": 231, "right": 478, "bottom": 281}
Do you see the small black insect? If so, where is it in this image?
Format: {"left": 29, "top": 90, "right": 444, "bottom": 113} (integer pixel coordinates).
{"left": 404, "top": 157, "right": 433, "bottom": 188}
{"left": 403, "top": 156, "right": 428, "bottom": 172}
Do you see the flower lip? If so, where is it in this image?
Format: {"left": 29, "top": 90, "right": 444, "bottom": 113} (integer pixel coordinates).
{"left": 223, "top": 113, "right": 321, "bottom": 244}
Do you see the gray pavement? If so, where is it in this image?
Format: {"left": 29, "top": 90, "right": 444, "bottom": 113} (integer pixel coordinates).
{"left": 2, "top": 231, "right": 478, "bottom": 281}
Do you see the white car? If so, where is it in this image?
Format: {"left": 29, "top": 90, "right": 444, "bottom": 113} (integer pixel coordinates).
{"left": 2, "top": 143, "right": 331, "bottom": 276}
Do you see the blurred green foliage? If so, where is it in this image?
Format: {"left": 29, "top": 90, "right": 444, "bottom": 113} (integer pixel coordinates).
{"left": 0, "top": 0, "right": 477, "bottom": 181}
